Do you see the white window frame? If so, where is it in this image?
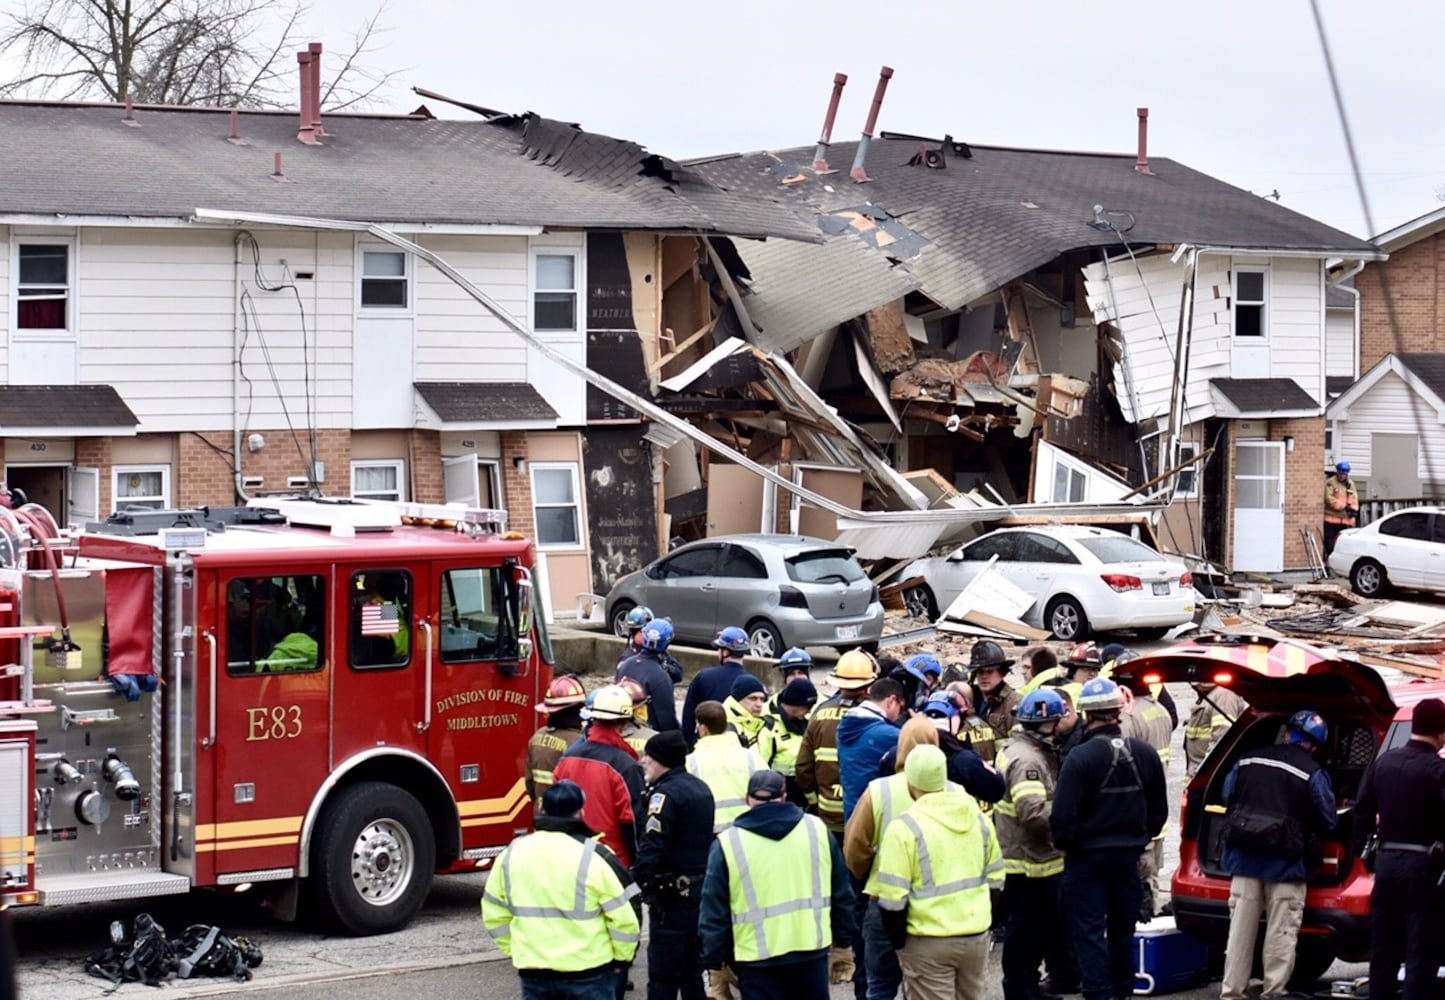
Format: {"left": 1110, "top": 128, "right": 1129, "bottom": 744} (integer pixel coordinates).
{"left": 477, "top": 459, "right": 503, "bottom": 511}
{"left": 351, "top": 459, "right": 406, "bottom": 501}
{"left": 12, "top": 235, "right": 76, "bottom": 337}
{"left": 357, "top": 244, "right": 413, "bottom": 314}
{"left": 1174, "top": 441, "right": 1201, "bottom": 499}
{"left": 111, "top": 464, "right": 171, "bottom": 512}
{"left": 1051, "top": 463, "right": 1086, "bottom": 503}
{"left": 530, "top": 461, "right": 584, "bottom": 551}
{"left": 1232, "top": 266, "right": 1269, "bottom": 339}
{"left": 529, "top": 248, "right": 582, "bottom": 335}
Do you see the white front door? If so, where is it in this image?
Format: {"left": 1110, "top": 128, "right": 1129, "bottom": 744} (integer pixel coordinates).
{"left": 1233, "top": 441, "right": 1285, "bottom": 572}
{"left": 442, "top": 453, "right": 480, "bottom": 506}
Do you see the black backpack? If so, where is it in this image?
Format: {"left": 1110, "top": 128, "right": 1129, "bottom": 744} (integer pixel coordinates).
{"left": 84, "top": 913, "right": 262, "bottom": 988}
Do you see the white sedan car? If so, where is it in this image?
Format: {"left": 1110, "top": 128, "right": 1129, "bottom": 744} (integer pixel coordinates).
{"left": 899, "top": 525, "right": 1196, "bottom": 641}
{"left": 1327, "top": 505, "right": 1445, "bottom": 598}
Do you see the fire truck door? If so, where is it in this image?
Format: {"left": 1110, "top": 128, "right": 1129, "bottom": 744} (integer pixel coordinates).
{"left": 203, "top": 570, "right": 330, "bottom": 874}
{"left": 426, "top": 562, "right": 536, "bottom": 837}
{"left": 329, "top": 569, "right": 429, "bottom": 761}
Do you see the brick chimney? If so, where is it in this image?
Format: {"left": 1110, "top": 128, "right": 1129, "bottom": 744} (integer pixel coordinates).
{"left": 308, "top": 42, "right": 325, "bottom": 136}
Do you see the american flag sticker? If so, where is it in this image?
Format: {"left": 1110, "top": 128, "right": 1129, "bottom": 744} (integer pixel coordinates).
{"left": 361, "top": 602, "right": 401, "bottom": 636}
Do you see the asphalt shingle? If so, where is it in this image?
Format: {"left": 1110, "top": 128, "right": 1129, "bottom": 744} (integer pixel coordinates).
{"left": 414, "top": 382, "right": 557, "bottom": 424}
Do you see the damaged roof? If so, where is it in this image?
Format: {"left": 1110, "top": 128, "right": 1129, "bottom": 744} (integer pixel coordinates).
{"left": 691, "top": 137, "right": 1381, "bottom": 317}
{"left": 0, "top": 102, "right": 816, "bottom": 240}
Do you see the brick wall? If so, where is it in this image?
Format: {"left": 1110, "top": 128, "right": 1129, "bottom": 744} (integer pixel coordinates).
{"left": 75, "top": 437, "right": 113, "bottom": 514}
{"left": 1359, "top": 233, "right": 1445, "bottom": 371}
{"left": 178, "top": 428, "right": 352, "bottom": 507}
{"left": 408, "top": 430, "right": 443, "bottom": 502}
{"left": 1272, "top": 417, "right": 1326, "bottom": 569}
{"left": 500, "top": 431, "right": 534, "bottom": 538}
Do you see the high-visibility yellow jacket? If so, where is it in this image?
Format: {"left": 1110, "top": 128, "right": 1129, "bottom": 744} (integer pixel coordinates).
{"left": 717, "top": 812, "right": 833, "bottom": 962}
{"left": 873, "top": 789, "right": 1004, "bottom": 938}
{"left": 687, "top": 733, "right": 765, "bottom": 833}
{"left": 1184, "top": 685, "right": 1246, "bottom": 775}
{"left": 994, "top": 734, "right": 1063, "bottom": 878}
{"left": 724, "top": 697, "right": 768, "bottom": 748}
{"left": 762, "top": 699, "right": 809, "bottom": 777}
{"left": 845, "top": 771, "right": 968, "bottom": 893}
{"left": 481, "top": 829, "right": 640, "bottom": 973}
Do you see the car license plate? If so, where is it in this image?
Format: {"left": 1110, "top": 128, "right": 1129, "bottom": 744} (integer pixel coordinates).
{"left": 835, "top": 624, "right": 861, "bottom": 640}
{"left": 1151, "top": 582, "right": 1170, "bottom": 596}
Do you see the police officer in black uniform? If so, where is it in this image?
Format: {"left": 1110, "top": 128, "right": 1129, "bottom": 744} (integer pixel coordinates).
{"left": 635, "top": 731, "right": 716, "bottom": 1000}
{"left": 1353, "top": 696, "right": 1445, "bottom": 1000}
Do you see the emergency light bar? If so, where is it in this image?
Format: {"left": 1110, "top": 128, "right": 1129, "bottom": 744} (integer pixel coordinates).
{"left": 247, "top": 497, "right": 507, "bottom": 536}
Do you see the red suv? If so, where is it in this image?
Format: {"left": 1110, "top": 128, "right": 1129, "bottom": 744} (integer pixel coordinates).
{"left": 1117, "top": 634, "right": 1445, "bottom": 985}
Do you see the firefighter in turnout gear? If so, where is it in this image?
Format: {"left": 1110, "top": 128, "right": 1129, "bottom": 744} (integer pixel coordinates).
{"left": 687, "top": 701, "right": 766, "bottom": 834}
{"left": 873, "top": 745, "right": 1005, "bottom": 1000}
{"left": 619, "top": 677, "right": 660, "bottom": 758}
{"left": 699, "top": 770, "right": 856, "bottom": 999}
{"left": 1323, "top": 460, "right": 1358, "bottom": 557}
{"left": 764, "top": 677, "right": 817, "bottom": 807}
{"left": 1051, "top": 678, "right": 1168, "bottom": 1000}
{"left": 526, "top": 674, "right": 588, "bottom": 811}
{"left": 1117, "top": 659, "right": 1175, "bottom": 921}
{"left": 482, "top": 780, "right": 641, "bottom": 998}
{"left": 996, "top": 688, "right": 1074, "bottom": 1000}
{"left": 970, "top": 641, "right": 1021, "bottom": 739}
{"left": 1184, "top": 682, "right": 1247, "bottom": 776}
{"left": 796, "top": 649, "right": 876, "bottom": 834}
{"left": 634, "top": 731, "right": 715, "bottom": 1000}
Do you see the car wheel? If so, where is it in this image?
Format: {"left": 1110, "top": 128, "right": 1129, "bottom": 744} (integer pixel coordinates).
{"left": 1349, "top": 558, "right": 1388, "bottom": 598}
{"left": 902, "top": 584, "right": 938, "bottom": 621}
{"left": 609, "top": 600, "right": 636, "bottom": 638}
{"left": 745, "top": 619, "right": 784, "bottom": 659}
{"left": 1044, "top": 596, "right": 1089, "bottom": 641}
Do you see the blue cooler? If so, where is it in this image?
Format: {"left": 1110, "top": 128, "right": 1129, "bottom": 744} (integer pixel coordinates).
{"left": 1133, "top": 917, "right": 1208, "bottom": 995}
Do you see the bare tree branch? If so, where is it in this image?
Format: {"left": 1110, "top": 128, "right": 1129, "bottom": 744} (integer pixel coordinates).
{"left": 0, "top": 0, "right": 396, "bottom": 108}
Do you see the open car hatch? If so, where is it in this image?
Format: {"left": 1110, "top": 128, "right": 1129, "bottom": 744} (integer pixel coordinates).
{"left": 1115, "top": 634, "right": 1397, "bottom": 721}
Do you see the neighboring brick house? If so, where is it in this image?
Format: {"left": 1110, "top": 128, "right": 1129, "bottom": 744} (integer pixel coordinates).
{"left": 1358, "top": 206, "right": 1445, "bottom": 371}
{"left": 0, "top": 98, "right": 810, "bottom": 612}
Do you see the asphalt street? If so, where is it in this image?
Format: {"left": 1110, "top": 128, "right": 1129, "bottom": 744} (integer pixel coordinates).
{"left": 9, "top": 679, "right": 1371, "bottom": 1000}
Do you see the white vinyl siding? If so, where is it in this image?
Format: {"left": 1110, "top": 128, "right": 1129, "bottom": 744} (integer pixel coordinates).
{"left": 1325, "top": 309, "right": 1356, "bottom": 381}
{"left": 413, "top": 235, "right": 529, "bottom": 382}
{"left": 1262, "top": 258, "right": 1326, "bottom": 400}
{"left": 1331, "top": 371, "right": 1445, "bottom": 490}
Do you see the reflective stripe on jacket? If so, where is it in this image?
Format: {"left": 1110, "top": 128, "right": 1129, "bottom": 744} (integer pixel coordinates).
{"left": 873, "top": 792, "right": 1003, "bottom": 937}
{"left": 687, "top": 733, "right": 765, "bottom": 832}
{"left": 524, "top": 726, "right": 583, "bottom": 811}
{"left": 795, "top": 696, "right": 852, "bottom": 831}
{"left": 718, "top": 813, "right": 832, "bottom": 962}
{"left": 994, "top": 736, "right": 1063, "bottom": 878}
{"left": 481, "top": 830, "right": 641, "bottom": 972}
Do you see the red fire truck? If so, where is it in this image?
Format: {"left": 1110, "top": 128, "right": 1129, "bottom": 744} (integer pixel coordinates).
{"left": 0, "top": 495, "right": 550, "bottom": 934}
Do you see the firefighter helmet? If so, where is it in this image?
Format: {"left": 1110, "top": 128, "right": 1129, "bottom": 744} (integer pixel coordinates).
{"left": 1286, "top": 709, "right": 1328, "bottom": 746}
{"left": 536, "top": 674, "right": 587, "bottom": 714}
{"left": 905, "top": 653, "right": 943, "bottom": 679}
{"left": 1017, "top": 688, "right": 1067, "bottom": 724}
{"left": 778, "top": 647, "right": 813, "bottom": 672}
{"left": 623, "top": 605, "right": 655, "bottom": 633}
{"left": 588, "top": 684, "right": 635, "bottom": 721}
{"left": 968, "top": 640, "right": 1015, "bottom": 673}
{"left": 828, "top": 649, "right": 878, "bottom": 689}
{"left": 618, "top": 677, "right": 649, "bottom": 707}
{"left": 714, "top": 625, "right": 750, "bottom": 653}
{"left": 1063, "top": 642, "right": 1104, "bottom": 676}
{"left": 641, "top": 618, "right": 674, "bottom": 652}
{"left": 1076, "top": 677, "right": 1124, "bottom": 714}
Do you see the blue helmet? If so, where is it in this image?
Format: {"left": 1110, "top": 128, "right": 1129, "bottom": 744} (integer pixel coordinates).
{"left": 1017, "top": 689, "right": 1067, "bottom": 724}
{"left": 905, "top": 654, "right": 943, "bottom": 680}
{"left": 714, "top": 626, "right": 750, "bottom": 653}
{"left": 642, "top": 619, "right": 674, "bottom": 652}
{"left": 1336, "top": 461, "right": 1351, "bottom": 474}
{"left": 778, "top": 647, "right": 813, "bottom": 671}
{"left": 922, "top": 691, "right": 960, "bottom": 719}
{"left": 1286, "top": 710, "right": 1328, "bottom": 746}
{"left": 1076, "top": 677, "right": 1123, "bottom": 714}
{"left": 624, "top": 606, "right": 655, "bottom": 632}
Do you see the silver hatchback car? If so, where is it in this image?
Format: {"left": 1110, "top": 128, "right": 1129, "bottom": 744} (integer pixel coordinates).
{"left": 604, "top": 534, "right": 885, "bottom": 658}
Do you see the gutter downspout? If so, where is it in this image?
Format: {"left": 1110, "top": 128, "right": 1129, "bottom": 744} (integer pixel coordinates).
{"left": 232, "top": 234, "right": 251, "bottom": 502}
{"left": 1328, "top": 258, "right": 1367, "bottom": 382}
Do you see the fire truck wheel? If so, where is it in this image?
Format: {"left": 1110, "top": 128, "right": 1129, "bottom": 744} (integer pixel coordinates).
{"left": 310, "top": 781, "right": 436, "bottom": 935}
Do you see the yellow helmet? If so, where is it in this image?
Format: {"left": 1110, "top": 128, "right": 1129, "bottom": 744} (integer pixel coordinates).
{"left": 588, "top": 684, "right": 635, "bottom": 721}
{"left": 828, "top": 649, "right": 878, "bottom": 689}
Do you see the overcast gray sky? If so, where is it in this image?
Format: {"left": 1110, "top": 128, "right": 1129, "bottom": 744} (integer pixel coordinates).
{"left": 295, "top": 0, "right": 1440, "bottom": 240}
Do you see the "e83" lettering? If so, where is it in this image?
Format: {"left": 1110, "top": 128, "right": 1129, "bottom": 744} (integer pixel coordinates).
{"left": 245, "top": 705, "right": 302, "bottom": 742}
